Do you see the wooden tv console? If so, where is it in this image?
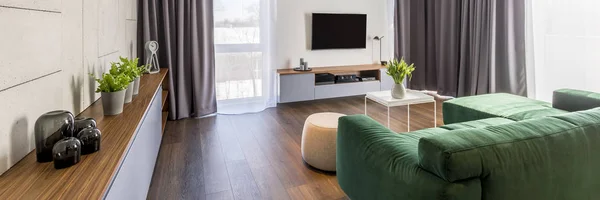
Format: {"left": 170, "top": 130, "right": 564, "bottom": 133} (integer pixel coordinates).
{"left": 277, "top": 64, "right": 394, "bottom": 103}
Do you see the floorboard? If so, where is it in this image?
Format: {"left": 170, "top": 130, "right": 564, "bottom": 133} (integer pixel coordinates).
{"left": 149, "top": 95, "right": 445, "bottom": 199}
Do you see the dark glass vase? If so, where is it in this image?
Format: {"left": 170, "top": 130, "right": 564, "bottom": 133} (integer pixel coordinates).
{"left": 73, "top": 118, "right": 97, "bottom": 137}
{"left": 52, "top": 137, "right": 82, "bottom": 169}
{"left": 77, "top": 127, "right": 101, "bottom": 155}
{"left": 35, "top": 110, "right": 75, "bottom": 163}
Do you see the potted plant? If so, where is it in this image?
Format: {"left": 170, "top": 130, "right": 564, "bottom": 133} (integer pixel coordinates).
{"left": 386, "top": 57, "right": 415, "bottom": 99}
{"left": 119, "top": 57, "right": 147, "bottom": 97}
{"left": 90, "top": 71, "right": 131, "bottom": 115}
{"left": 109, "top": 60, "right": 136, "bottom": 103}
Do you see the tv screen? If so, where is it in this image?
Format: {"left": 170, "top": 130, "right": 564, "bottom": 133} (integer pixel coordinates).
{"left": 311, "top": 13, "right": 367, "bottom": 50}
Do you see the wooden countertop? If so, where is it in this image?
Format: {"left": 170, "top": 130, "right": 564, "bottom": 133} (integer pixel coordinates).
{"left": 0, "top": 69, "right": 168, "bottom": 199}
{"left": 276, "top": 64, "right": 386, "bottom": 75}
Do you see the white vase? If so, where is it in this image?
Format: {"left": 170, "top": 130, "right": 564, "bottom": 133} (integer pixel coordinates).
{"left": 133, "top": 77, "right": 140, "bottom": 96}
{"left": 392, "top": 84, "right": 406, "bottom": 99}
{"left": 124, "top": 82, "right": 134, "bottom": 103}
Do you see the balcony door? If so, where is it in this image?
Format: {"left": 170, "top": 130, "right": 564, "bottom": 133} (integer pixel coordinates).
{"left": 214, "top": 0, "right": 275, "bottom": 114}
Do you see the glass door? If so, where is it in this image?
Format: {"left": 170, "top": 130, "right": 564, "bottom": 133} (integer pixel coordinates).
{"left": 214, "top": 0, "right": 264, "bottom": 103}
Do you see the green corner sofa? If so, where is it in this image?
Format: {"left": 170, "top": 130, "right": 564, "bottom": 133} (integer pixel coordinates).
{"left": 337, "top": 89, "right": 600, "bottom": 200}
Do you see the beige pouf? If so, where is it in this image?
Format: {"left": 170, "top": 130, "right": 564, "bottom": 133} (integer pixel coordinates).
{"left": 301, "top": 112, "right": 346, "bottom": 171}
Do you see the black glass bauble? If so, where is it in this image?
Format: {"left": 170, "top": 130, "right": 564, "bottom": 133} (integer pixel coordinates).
{"left": 35, "top": 110, "right": 75, "bottom": 163}
{"left": 76, "top": 127, "right": 101, "bottom": 155}
{"left": 52, "top": 137, "right": 81, "bottom": 169}
{"left": 73, "top": 118, "right": 97, "bottom": 137}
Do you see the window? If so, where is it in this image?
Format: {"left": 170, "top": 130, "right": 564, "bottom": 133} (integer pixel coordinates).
{"left": 214, "top": 0, "right": 264, "bottom": 101}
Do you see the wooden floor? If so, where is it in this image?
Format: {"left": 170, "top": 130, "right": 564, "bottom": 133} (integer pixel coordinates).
{"left": 148, "top": 95, "right": 444, "bottom": 200}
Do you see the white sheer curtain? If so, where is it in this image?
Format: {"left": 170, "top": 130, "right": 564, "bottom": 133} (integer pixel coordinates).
{"left": 386, "top": 0, "right": 395, "bottom": 61}
{"left": 214, "top": 0, "right": 277, "bottom": 114}
{"left": 528, "top": 0, "right": 600, "bottom": 102}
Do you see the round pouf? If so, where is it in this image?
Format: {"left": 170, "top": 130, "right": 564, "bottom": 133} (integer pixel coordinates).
{"left": 301, "top": 112, "right": 346, "bottom": 172}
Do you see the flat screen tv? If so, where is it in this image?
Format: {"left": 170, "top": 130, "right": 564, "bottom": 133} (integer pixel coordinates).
{"left": 311, "top": 13, "right": 367, "bottom": 50}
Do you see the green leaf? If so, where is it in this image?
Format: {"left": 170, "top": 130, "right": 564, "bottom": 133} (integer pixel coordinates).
{"left": 385, "top": 57, "right": 416, "bottom": 84}
{"left": 92, "top": 56, "right": 145, "bottom": 93}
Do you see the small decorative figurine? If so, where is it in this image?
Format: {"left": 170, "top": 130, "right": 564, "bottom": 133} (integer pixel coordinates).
{"left": 73, "top": 118, "right": 97, "bottom": 137}
{"left": 52, "top": 137, "right": 82, "bottom": 169}
{"left": 77, "top": 127, "right": 102, "bottom": 155}
{"left": 35, "top": 111, "right": 75, "bottom": 163}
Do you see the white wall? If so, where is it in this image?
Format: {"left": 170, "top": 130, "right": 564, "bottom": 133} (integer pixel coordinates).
{"left": 530, "top": 0, "right": 600, "bottom": 102}
{"left": 0, "top": 0, "right": 138, "bottom": 175}
{"left": 276, "top": 0, "right": 390, "bottom": 69}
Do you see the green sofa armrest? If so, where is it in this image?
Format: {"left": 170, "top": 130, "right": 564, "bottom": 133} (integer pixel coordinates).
{"left": 553, "top": 89, "right": 600, "bottom": 112}
{"left": 337, "top": 115, "right": 480, "bottom": 200}
{"left": 419, "top": 116, "right": 584, "bottom": 182}
{"left": 418, "top": 109, "right": 600, "bottom": 199}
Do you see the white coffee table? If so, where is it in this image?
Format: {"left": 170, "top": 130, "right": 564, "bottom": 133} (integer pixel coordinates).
{"left": 365, "top": 90, "right": 436, "bottom": 132}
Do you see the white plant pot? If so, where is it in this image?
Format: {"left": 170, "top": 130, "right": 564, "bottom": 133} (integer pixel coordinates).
{"left": 392, "top": 84, "right": 406, "bottom": 99}
{"left": 124, "top": 82, "right": 134, "bottom": 103}
{"left": 102, "top": 90, "right": 126, "bottom": 115}
{"left": 133, "top": 77, "right": 140, "bottom": 96}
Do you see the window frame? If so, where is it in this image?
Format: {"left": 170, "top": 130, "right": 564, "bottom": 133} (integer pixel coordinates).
{"left": 214, "top": 0, "right": 269, "bottom": 102}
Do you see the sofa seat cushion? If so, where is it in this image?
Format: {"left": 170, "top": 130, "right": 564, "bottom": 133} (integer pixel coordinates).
{"left": 443, "top": 93, "right": 567, "bottom": 124}
{"left": 440, "top": 117, "right": 515, "bottom": 130}
{"left": 404, "top": 118, "right": 515, "bottom": 139}
{"left": 506, "top": 107, "right": 568, "bottom": 121}
{"left": 405, "top": 127, "right": 450, "bottom": 138}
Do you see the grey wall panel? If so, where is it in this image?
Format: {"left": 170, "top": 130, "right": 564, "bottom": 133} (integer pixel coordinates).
{"left": 125, "top": 0, "right": 137, "bottom": 20}
{"left": 315, "top": 81, "right": 380, "bottom": 99}
{"left": 0, "top": 0, "right": 61, "bottom": 12}
{"left": 279, "top": 74, "right": 315, "bottom": 103}
{"left": 0, "top": 7, "right": 61, "bottom": 91}
{"left": 106, "top": 88, "right": 162, "bottom": 200}
{"left": 98, "top": 0, "right": 120, "bottom": 56}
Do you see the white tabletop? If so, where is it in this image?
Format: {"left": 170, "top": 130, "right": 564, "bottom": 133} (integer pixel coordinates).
{"left": 366, "top": 90, "right": 435, "bottom": 107}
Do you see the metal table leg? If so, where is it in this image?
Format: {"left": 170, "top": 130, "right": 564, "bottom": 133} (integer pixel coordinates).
{"left": 434, "top": 101, "right": 437, "bottom": 127}
{"left": 364, "top": 96, "right": 367, "bottom": 115}
{"left": 407, "top": 104, "right": 410, "bottom": 132}
{"left": 387, "top": 106, "right": 390, "bottom": 128}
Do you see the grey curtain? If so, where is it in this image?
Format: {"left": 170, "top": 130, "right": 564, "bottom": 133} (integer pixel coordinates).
{"left": 138, "top": 0, "right": 217, "bottom": 119}
{"left": 395, "top": 0, "right": 527, "bottom": 97}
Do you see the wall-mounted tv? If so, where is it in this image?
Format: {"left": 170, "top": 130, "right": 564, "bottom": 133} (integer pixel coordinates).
{"left": 311, "top": 13, "right": 367, "bottom": 50}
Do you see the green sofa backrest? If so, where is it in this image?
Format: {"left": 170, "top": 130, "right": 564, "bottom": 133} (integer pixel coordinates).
{"left": 553, "top": 89, "right": 600, "bottom": 112}
{"left": 418, "top": 108, "right": 600, "bottom": 199}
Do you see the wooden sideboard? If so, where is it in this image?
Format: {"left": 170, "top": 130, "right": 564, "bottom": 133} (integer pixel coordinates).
{"left": 276, "top": 64, "right": 387, "bottom": 75}
{"left": 0, "top": 69, "right": 169, "bottom": 199}
{"left": 277, "top": 64, "right": 394, "bottom": 103}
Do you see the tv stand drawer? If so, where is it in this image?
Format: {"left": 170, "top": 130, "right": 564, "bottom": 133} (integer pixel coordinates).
{"left": 315, "top": 81, "right": 380, "bottom": 99}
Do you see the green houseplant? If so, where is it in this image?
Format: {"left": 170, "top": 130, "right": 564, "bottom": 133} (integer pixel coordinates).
{"left": 386, "top": 57, "right": 416, "bottom": 99}
{"left": 118, "top": 57, "right": 146, "bottom": 96}
{"left": 110, "top": 57, "right": 146, "bottom": 103}
{"left": 108, "top": 61, "right": 135, "bottom": 104}
{"left": 90, "top": 67, "right": 131, "bottom": 115}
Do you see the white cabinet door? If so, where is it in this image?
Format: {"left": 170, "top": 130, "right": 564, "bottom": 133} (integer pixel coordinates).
{"left": 279, "top": 74, "right": 315, "bottom": 103}
{"left": 105, "top": 88, "right": 162, "bottom": 200}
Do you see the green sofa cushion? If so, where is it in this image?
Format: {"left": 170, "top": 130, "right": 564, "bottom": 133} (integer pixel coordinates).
{"left": 443, "top": 93, "right": 567, "bottom": 124}
{"left": 553, "top": 88, "right": 600, "bottom": 112}
{"left": 419, "top": 108, "right": 600, "bottom": 199}
{"left": 505, "top": 107, "right": 568, "bottom": 121}
{"left": 440, "top": 117, "right": 514, "bottom": 130}
{"left": 337, "top": 115, "right": 481, "bottom": 200}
